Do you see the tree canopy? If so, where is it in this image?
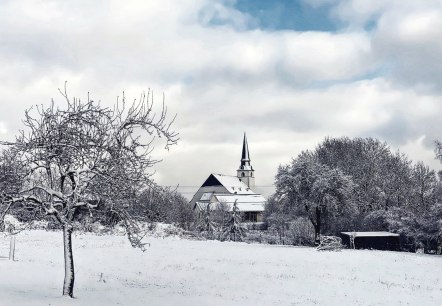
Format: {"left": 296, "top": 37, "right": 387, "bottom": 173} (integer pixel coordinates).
{"left": 270, "top": 136, "right": 442, "bottom": 248}
{"left": 275, "top": 152, "right": 354, "bottom": 244}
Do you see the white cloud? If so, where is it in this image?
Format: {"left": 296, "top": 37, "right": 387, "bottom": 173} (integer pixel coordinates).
{"left": 327, "top": 0, "right": 442, "bottom": 92}
{"left": 0, "top": 0, "right": 442, "bottom": 195}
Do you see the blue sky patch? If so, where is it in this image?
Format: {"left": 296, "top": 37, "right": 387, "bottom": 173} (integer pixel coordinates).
{"left": 234, "top": 0, "right": 340, "bottom": 32}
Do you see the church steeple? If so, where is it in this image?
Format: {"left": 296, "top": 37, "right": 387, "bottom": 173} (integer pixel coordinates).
{"left": 239, "top": 133, "right": 252, "bottom": 171}
{"left": 237, "top": 133, "right": 255, "bottom": 188}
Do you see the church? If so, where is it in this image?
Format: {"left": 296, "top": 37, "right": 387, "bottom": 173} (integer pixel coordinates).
{"left": 190, "top": 134, "right": 266, "bottom": 223}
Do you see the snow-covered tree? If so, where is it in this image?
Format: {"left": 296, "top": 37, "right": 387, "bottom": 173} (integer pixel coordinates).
{"left": 0, "top": 148, "right": 24, "bottom": 231}
{"left": 0, "top": 86, "right": 178, "bottom": 297}
{"left": 170, "top": 192, "right": 196, "bottom": 231}
{"left": 213, "top": 201, "right": 230, "bottom": 236}
{"left": 135, "top": 185, "right": 195, "bottom": 230}
{"left": 267, "top": 137, "right": 439, "bottom": 248}
{"left": 411, "top": 162, "right": 438, "bottom": 213}
{"left": 315, "top": 137, "right": 416, "bottom": 212}
{"left": 265, "top": 195, "right": 291, "bottom": 244}
{"left": 198, "top": 204, "right": 216, "bottom": 238}
{"left": 275, "top": 153, "right": 354, "bottom": 245}
{"left": 223, "top": 201, "right": 247, "bottom": 241}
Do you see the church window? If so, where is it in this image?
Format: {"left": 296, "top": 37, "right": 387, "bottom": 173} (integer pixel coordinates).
{"left": 242, "top": 172, "right": 245, "bottom": 177}
{"left": 244, "top": 212, "right": 258, "bottom": 222}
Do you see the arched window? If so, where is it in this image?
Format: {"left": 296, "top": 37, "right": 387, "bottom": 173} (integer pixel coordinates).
{"left": 242, "top": 172, "right": 245, "bottom": 177}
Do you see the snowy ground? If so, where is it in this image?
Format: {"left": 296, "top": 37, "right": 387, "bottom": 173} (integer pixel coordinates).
{"left": 1, "top": 230, "right": 442, "bottom": 306}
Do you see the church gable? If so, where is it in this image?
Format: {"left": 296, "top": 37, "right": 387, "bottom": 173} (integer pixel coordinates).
{"left": 201, "top": 174, "right": 222, "bottom": 187}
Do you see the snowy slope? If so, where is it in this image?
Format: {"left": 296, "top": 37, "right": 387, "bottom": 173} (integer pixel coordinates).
{"left": 0, "top": 230, "right": 441, "bottom": 305}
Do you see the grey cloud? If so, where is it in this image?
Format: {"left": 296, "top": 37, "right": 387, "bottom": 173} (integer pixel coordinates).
{"left": 326, "top": 0, "right": 442, "bottom": 94}
{"left": 367, "top": 114, "right": 417, "bottom": 146}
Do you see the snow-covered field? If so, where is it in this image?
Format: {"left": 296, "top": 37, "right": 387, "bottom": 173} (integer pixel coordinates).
{"left": 1, "top": 230, "right": 441, "bottom": 306}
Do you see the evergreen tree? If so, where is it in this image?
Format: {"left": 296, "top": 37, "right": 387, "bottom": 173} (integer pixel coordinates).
{"left": 198, "top": 204, "right": 216, "bottom": 238}
{"left": 224, "top": 201, "right": 247, "bottom": 241}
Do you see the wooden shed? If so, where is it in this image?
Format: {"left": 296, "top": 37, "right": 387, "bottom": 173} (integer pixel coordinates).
{"left": 341, "top": 232, "right": 400, "bottom": 251}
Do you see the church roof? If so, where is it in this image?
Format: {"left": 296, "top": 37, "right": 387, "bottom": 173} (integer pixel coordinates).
{"left": 214, "top": 194, "right": 265, "bottom": 211}
{"left": 195, "top": 193, "right": 265, "bottom": 212}
{"left": 201, "top": 173, "right": 254, "bottom": 194}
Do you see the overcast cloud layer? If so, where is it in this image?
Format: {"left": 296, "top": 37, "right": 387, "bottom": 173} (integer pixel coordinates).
{"left": 1, "top": 0, "right": 441, "bottom": 198}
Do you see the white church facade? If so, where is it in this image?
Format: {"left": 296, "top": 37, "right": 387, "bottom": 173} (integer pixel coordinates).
{"left": 190, "top": 134, "right": 266, "bottom": 223}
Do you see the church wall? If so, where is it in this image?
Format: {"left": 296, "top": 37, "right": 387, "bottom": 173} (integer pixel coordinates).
{"left": 189, "top": 185, "right": 229, "bottom": 208}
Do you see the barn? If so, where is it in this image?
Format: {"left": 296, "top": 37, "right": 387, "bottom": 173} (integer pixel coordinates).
{"left": 341, "top": 232, "right": 401, "bottom": 251}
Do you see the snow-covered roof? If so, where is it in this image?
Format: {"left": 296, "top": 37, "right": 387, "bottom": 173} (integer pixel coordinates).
{"left": 341, "top": 232, "right": 399, "bottom": 237}
{"left": 214, "top": 194, "right": 265, "bottom": 204}
{"left": 200, "top": 192, "right": 212, "bottom": 201}
{"left": 211, "top": 174, "right": 255, "bottom": 195}
{"left": 195, "top": 193, "right": 265, "bottom": 212}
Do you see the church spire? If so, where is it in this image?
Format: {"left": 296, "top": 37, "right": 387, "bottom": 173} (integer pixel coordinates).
{"left": 239, "top": 132, "right": 252, "bottom": 170}
{"left": 237, "top": 133, "right": 255, "bottom": 188}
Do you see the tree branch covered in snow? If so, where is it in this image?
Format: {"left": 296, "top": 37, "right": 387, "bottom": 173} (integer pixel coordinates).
{"left": 0, "top": 85, "right": 178, "bottom": 297}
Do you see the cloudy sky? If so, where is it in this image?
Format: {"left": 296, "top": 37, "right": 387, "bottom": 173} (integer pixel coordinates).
{"left": 1, "top": 0, "right": 442, "bottom": 198}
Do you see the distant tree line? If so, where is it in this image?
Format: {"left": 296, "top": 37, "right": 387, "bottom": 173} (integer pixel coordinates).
{"left": 267, "top": 137, "right": 442, "bottom": 252}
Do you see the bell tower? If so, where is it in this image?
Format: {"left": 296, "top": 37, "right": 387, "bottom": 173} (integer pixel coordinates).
{"left": 237, "top": 133, "right": 255, "bottom": 188}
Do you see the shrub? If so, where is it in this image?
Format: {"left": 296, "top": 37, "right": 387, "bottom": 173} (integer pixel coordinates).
{"left": 317, "top": 236, "right": 344, "bottom": 251}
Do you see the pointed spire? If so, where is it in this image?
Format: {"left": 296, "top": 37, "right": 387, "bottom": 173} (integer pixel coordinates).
{"left": 241, "top": 132, "right": 250, "bottom": 162}
{"left": 239, "top": 133, "right": 252, "bottom": 171}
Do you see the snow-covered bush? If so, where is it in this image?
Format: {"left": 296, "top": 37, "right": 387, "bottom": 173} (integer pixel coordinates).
{"left": 242, "top": 230, "right": 279, "bottom": 244}
{"left": 316, "top": 236, "right": 344, "bottom": 251}
{"left": 384, "top": 205, "right": 442, "bottom": 253}
{"left": 136, "top": 187, "right": 196, "bottom": 230}
{"left": 287, "top": 217, "right": 315, "bottom": 246}
{"left": 243, "top": 231, "right": 264, "bottom": 244}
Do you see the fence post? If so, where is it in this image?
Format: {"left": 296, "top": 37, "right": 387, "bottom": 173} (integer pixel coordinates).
{"left": 350, "top": 232, "right": 356, "bottom": 249}
{"left": 9, "top": 235, "right": 16, "bottom": 261}
{"left": 7, "top": 223, "right": 16, "bottom": 261}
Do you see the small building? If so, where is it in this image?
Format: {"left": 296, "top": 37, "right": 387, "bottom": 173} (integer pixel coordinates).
{"left": 341, "top": 232, "right": 400, "bottom": 251}
{"left": 190, "top": 133, "right": 266, "bottom": 223}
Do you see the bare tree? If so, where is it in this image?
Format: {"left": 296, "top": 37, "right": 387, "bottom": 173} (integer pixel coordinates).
{"left": 0, "top": 85, "right": 178, "bottom": 297}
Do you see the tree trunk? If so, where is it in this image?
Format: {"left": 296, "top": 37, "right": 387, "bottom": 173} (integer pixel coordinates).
{"left": 437, "top": 236, "right": 442, "bottom": 255}
{"left": 0, "top": 211, "right": 7, "bottom": 232}
{"left": 314, "top": 207, "right": 321, "bottom": 246}
{"left": 62, "top": 225, "right": 75, "bottom": 297}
